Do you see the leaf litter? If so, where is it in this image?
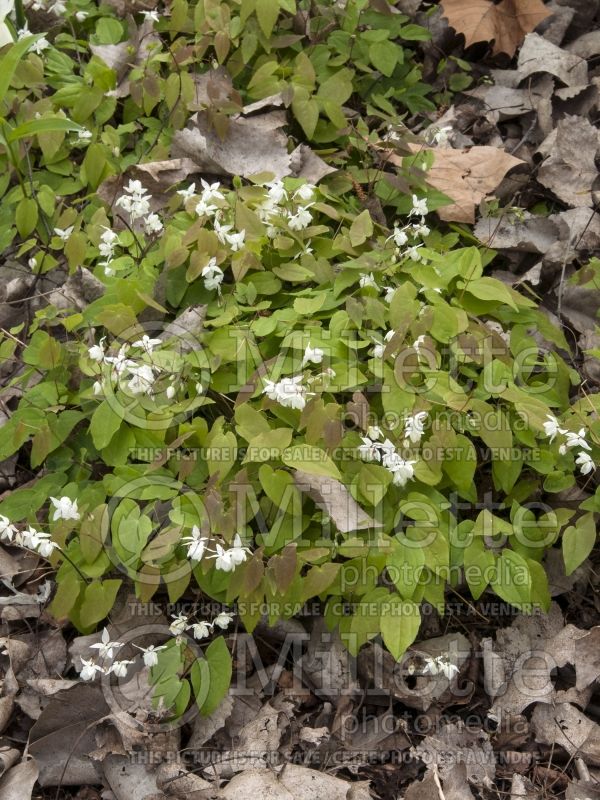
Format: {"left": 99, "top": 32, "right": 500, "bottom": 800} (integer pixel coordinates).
{"left": 4, "top": 1, "right": 600, "bottom": 800}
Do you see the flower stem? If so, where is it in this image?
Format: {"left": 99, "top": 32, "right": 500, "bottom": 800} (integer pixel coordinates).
{"left": 14, "top": 0, "right": 26, "bottom": 31}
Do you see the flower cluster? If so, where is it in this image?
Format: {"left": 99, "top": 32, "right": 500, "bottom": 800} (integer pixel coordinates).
{"left": 181, "top": 527, "right": 251, "bottom": 573}
{"left": 0, "top": 495, "right": 78, "bottom": 558}
{"left": 115, "top": 180, "right": 163, "bottom": 236}
{"left": 358, "top": 427, "right": 418, "bottom": 488}
{"left": 256, "top": 179, "right": 316, "bottom": 236}
{"left": 169, "top": 610, "right": 234, "bottom": 639}
{"left": 261, "top": 343, "right": 330, "bottom": 411}
{"left": 421, "top": 653, "right": 459, "bottom": 679}
{"left": 88, "top": 334, "right": 192, "bottom": 400}
{"left": 543, "top": 415, "right": 596, "bottom": 476}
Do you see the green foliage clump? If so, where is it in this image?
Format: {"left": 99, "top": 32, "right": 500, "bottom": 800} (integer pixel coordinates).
{"left": 0, "top": 0, "right": 596, "bottom": 717}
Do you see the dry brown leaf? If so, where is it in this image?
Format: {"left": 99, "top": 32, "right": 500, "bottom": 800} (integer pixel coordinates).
{"left": 532, "top": 703, "right": 600, "bottom": 766}
{"left": 397, "top": 145, "right": 525, "bottom": 223}
{"left": 537, "top": 115, "right": 600, "bottom": 207}
{"left": 0, "top": 760, "right": 38, "bottom": 800}
{"left": 293, "top": 469, "right": 380, "bottom": 533}
{"left": 440, "top": 0, "right": 551, "bottom": 56}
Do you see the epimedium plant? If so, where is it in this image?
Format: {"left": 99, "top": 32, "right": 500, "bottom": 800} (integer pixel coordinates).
{"left": 0, "top": 0, "right": 597, "bottom": 719}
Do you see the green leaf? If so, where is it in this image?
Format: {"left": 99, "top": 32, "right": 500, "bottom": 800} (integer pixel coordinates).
{"left": 349, "top": 209, "right": 373, "bottom": 247}
{"left": 291, "top": 93, "right": 319, "bottom": 139}
{"left": 0, "top": 36, "right": 42, "bottom": 106}
{"left": 78, "top": 579, "right": 122, "bottom": 626}
{"left": 282, "top": 445, "right": 341, "bottom": 479}
{"left": 255, "top": 0, "right": 279, "bottom": 37}
{"left": 369, "top": 40, "right": 398, "bottom": 77}
{"left": 90, "top": 402, "right": 123, "bottom": 450}
{"left": 563, "top": 512, "right": 596, "bottom": 576}
{"left": 15, "top": 197, "right": 38, "bottom": 238}
{"left": 7, "top": 116, "right": 83, "bottom": 143}
{"left": 191, "top": 636, "right": 232, "bottom": 716}
{"left": 380, "top": 596, "right": 421, "bottom": 661}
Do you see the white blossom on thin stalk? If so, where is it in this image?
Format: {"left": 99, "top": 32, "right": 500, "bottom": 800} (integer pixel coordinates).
{"left": 262, "top": 375, "right": 309, "bottom": 410}
{"left": 359, "top": 273, "right": 378, "bottom": 290}
{"left": 50, "top": 496, "right": 80, "bottom": 521}
{"left": 181, "top": 525, "right": 208, "bottom": 561}
{"left": 133, "top": 643, "right": 167, "bottom": 667}
{"left": 89, "top": 628, "right": 124, "bottom": 660}
{"left": 302, "top": 343, "right": 324, "bottom": 366}
{"left": 403, "top": 412, "right": 428, "bottom": 445}
{"left": 543, "top": 415, "right": 566, "bottom": 443}
{"left": 169, "top": 613, "right": 189, "bottom": 636}
{"left": 189, "top": 621, "right": 212, "bottom": 640}
{"left": 202, "top": 259, "right": 224, "bottom": 292}
{"left": 80, "top": 658, "right": 104, "bottom": 681}
{"left": 575, "top": 451, "right": 595, "bottom": 476}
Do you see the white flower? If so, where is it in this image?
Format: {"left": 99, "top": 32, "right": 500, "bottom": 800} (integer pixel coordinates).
{"left": 266, "top": 180, "right": 287, "bottom": 204}
{"left": 80, "top": 658, "right": 104, "bottom": 681}
{"left": 189, "top": 621, "right": 212, "bottom": 639}
{"left": 181, "top": 525, "right": 208, "bottom": 561}
{"left": 412, "top": 223, "right": 430, "bottom": 237}
{"left": 195, "top": 382, "right": 203, "bottom": 394}
{"left": 0, "top": 516, "right": 16, "bottom": 543}
{"left": 166, "top": 385, "right": 176, "bottom": 400}
{"left": 50, "top": 0, "right": 67, "bottom": 14}
{"left": 75, "top": 11, "right": 89, "bottom": 21}
{"left": 390, "top": 459, "right": 417, "bottom": 488}
{"left": 410, "top": 194, "right": 428, "bottom": 217}
{"left": 302, "top": 343, "right": 324, "bottom": 366}
{"left": 367, "top": 426, "right": 382, "bottom": 441}
{"left": 195, "top": 198, "right": 218, "bottom": 217}
{"left": 404, "top": 412, "right": 428, "bottom": 445}
{"left": 383, "top": 287, "right": 396, "bottom": 304}
{"left": 127, "top": 364, "right": 156, "bottom": 396}
{"left": 30, "top": 37, "right": 50, "bottom": 54}
{"left": 388, "top": 226, "right": 408, "bottom": 248}
{"left": 50, "top": 496, "right": 80, "bottom": 521}
{"left": 359, "top": 273, "right": 379, "bottom": 290}
{"left": 214, "top": 220, "right": 233, "bottom": 243}
{"left": 132, "top": 334, "right": 162, "bottom": 353}
{"left": 210, "top": 536, "right": 250, "bottom": 572}
{"left": 104, "top": 345, "right": 136, "bottom": 376}
{"left": 133, "top": 644, "right": 167, "bottom": 667}
{"left": 565, "top": 428, "right": 591, "bottom": 451}
{"left": 202, "top": 259, "right": 224, "bottom": 292}
{"left": 169, "top": 613, "right": 189, "bottom": 636}
{"left": 177, "top": 183, "right": 196, "bottom": 201}
{"left": 116, "top": 181, "right": 152, "bottom": 222}
{"left": 145, "top": 213, "right": 163, "bottom": 235}
{"left": 226, "top": 230, "right": 246, "bottom": 251}
{"left": 543, "top": 415, "right": 566, "bottom": 444}
{"left": 262, "top": 375, "right": 308, "bottom": 410}
{"left": 288, "top": 206, "right": 313, "bottom": 231}
{"left": 228, "top": 534, "right": 250, "bottom": 566}
{"left": 141, "top": 10, "right": 160, "bottom": 22}
{"left": 422, "top": 654, "right": 459, "bottom": 679}
{"left": 36, "top": 534, "right": 58, "bottom": 558}
{"left": 89, "top": 628, "right": 124, "bottom": 660}
{"left": 93, "top": 380, "right": 103, "bottom": 395}
{"left": 293, "top": 183, "right": 316, "bottom": 202}
{"left": 429, "top": 125, "right": 452, "bottom": 146}
{"left": 413, "top": 335, "right": 426, "bottom": 354}
{"left": 77, "top": 129, "right": 92, "bottom": 142}
{"left": 109, "top": 660, "right": 134, "bottom": 678}
{"left": 405, "top": 245, "right": 423, "bottom": 262}
{"left": 54, "top": 226, "right": 74, "bottom": 241}
{"left": 372, "top": 330, "right": 394, "bottom": 359}
{"left": 200, "top": 179, "right": 224, "bottom": 203}
{"left": 575, "top": 451, "right": 595, "bottom": 476}
{"left": 213, "top": 611, "right": 234, "bottom": 630}
{"left": 358, "top": 436, "right": 381, "bottom": 463}
{"left": 99, "top": 228, "right": 118, "bottom": 259}
{"left": 211, "top": 544, "right": 236, "bottom": 572}
{"left": 88, "top": 338, "right": 106, "bottom": 362}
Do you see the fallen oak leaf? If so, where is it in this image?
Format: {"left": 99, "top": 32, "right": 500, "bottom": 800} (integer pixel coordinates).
{"left": 293, "top": 468, "right": 381, "bottom": 533}
{"left": 440, "top": 0, "right": 551, "bottom": 57}
{"left": 395, "top": 144, "right": 525, "bottom": 223}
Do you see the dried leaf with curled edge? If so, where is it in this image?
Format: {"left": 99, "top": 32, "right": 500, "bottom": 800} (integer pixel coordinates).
{"left": 441, "top": 0, "right": 551, "bottom": 57}
{"left": 395, "top": 145, "right": 525, "bottom": 223}
{"left": 293, "top": 468, "right": 381, "bottom": 533}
